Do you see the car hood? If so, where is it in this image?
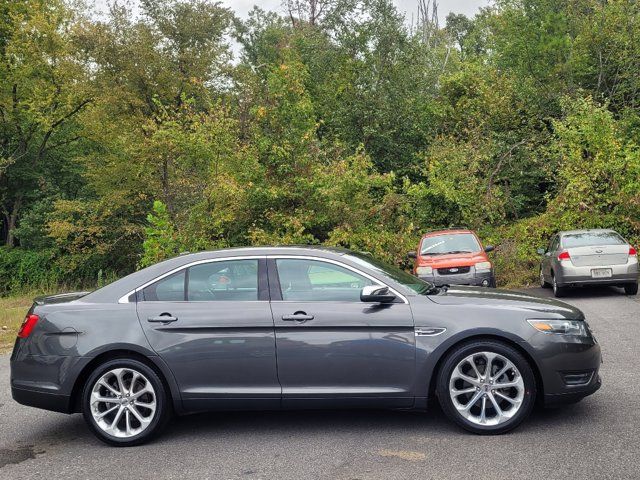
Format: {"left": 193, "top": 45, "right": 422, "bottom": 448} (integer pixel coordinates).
{"left": 428, "top": 286, "right": 584, "bottom": 320}
{"left": 417, "top": 252, "right": 487, "bottom": 268}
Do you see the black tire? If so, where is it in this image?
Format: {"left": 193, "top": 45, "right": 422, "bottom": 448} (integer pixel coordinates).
{"left": 552, "top": 273, "right": 567, "bottom": 297}
{"left": 436, "top": 339, "right": 536, "bottom": 435}
{"left": 624, "top": 283, "right": 638, "bottom": 295}
{"left": 539, "top": 268, "right": 549, "bottom": 288}
{"left": 81, "top": 358, "right": 171, "bottom": 446}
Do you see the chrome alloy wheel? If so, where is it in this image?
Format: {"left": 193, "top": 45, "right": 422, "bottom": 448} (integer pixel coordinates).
{"left": 449, "top": 352, "right": 525, "bottom": 426}
{"left": 90, "top": 367, "right": 156, "bottom": 438}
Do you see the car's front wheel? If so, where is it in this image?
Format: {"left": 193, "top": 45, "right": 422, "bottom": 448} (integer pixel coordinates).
{"left": 436, "top": 340, "right": 536, "bottom": 434}
{"left": 81, "top": 358, "right": 171, "bottom": 446}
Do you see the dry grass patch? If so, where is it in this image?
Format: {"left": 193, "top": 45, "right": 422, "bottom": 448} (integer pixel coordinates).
{"left": 0, "top": 295, "right": 33, "bottom": 354}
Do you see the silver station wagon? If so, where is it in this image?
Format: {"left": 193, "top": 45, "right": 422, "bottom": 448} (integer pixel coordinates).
{"left": 539, "top": 229, "right": 639, "bottom": 297}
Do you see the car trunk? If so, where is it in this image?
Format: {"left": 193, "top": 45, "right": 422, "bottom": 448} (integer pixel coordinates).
{"left": 567, "top": 245, "right": 629, "bottom": 267}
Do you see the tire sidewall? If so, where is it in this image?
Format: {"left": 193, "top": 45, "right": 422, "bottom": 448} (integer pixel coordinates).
{"left": 82, "top": 358, "right": 168, "bottom": 446}
{"left": 437, "top": 340, "right": 536, "bottom": 435}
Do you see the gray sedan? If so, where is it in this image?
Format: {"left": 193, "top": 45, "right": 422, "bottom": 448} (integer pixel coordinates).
{"left": 11, "top": 246, "right": 601, "bottom": 446}
{"left": 538, "top": 229, "right": 639, "bottom": 297}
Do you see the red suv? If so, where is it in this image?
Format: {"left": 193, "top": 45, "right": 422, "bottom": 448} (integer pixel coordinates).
{"left": 408, "top": 228, "right": 496, "bottom": 287}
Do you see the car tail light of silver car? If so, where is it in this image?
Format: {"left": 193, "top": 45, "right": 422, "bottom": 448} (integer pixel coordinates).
{"left": 527, "top": 319, "right": 588, "bottom": 337}
{"left": 17, "top": 314, "right": 39, "bottom": 338}
{"left": 630, "top": 246, "right": 637, "bottom": 256}
{"left": 558, "top": 250, "right": 570, "bottom": 261}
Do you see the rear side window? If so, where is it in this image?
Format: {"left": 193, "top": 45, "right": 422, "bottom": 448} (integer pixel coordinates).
{"left": 187, "top": 260, "right": 258, "bottom": 301}
{"left": 142, "top": 271, "right": 185, "bottom": 301}
{"left": 562, "top": 232, "right": 626, "bottom": 248}
{"left": 140, "top": 259, "right": 259, "bottom": 301}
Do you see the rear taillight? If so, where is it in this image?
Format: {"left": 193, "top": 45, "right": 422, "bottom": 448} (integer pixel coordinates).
{"left": 558, "top": 250, "right": 570, "bottom": 261}
{"left": 17, "top": 314, "right": 39, "bottom": 338}
{"left": 630, "top": 246, "right": 637, "bottom": 256}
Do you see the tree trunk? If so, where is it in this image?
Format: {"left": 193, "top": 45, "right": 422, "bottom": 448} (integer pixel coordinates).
{"left": 5, "top": 193, "right": 23, "bottom": 247}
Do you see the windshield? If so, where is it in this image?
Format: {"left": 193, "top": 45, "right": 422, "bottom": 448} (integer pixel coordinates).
{"left": 343, "top": 252, "right": 432, "bottom": 294}
{"left": 420, "top": 233, "right": 481, "bottom": 255}
{"left": 562, "top": 231, "right": 626, "bottom": 248}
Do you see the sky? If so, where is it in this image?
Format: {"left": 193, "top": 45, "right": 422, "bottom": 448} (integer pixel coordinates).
{"left": 93, "top": 0, "right": 490, "bottom": 23}
{"left": 222, "top": 0, "right": 489, "bottom": 22}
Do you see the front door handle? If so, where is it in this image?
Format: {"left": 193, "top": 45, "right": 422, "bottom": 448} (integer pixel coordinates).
{"left": 147, "top": 313, "right": 178, "bottom": 323}
{"left": 281, "top": 312, "right": 314, "bottom": 322}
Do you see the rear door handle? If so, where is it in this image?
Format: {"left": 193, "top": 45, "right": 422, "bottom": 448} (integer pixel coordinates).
{"left": 281, "top": 312, "right": 314, "bottom": 322}
{"left": 147, "top": 313, "right": 178, "bottom": 323}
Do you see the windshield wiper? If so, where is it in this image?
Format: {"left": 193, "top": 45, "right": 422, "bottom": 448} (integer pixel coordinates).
{"left": 442, "top": 250, "right": 472, "bottom": 254}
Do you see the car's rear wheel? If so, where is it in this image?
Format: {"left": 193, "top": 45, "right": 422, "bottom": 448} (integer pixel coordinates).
{"left": 82, "top": 358, "right": 170, "bottom": 446}
{"left": 552, "top": 273, "right": 567, "bottom": 297}
{"left": 624, "top": 283, "right": 638, "bottom": 295}
{"left": 436, "top": 340, "right": 536, "bottom": 434}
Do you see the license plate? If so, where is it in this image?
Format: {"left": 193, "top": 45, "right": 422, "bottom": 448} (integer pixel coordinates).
{"left": 591, "top": 268, "right": 612, "bottom": 278}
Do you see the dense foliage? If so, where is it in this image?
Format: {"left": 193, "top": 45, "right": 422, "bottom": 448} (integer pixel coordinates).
{"left": 1, "top": 0, "right": 639, "bottom": 294}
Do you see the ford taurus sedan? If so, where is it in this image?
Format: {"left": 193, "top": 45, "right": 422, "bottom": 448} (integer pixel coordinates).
{"left": 538, "top": 229, "right": 638, "bottom": 297}
{"left": 11, "top": 247, "right": 601, "bottom": 446}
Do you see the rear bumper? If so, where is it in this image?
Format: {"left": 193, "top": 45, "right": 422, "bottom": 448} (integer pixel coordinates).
{"left": 11, "top": 386, "right": 72, "bottom": 413}
{"left": 418, "top": 270, "right": 495, "bottom": 287}
{"left": 556, "top": 261, "right": 638, "bottom": 286}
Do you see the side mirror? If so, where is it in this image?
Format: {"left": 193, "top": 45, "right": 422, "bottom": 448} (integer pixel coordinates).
{"left": 537, "top": 248, "right": 546, "bottom": 255}
{"left": 484, "top": 245, "right": 495, "bottom": 253}
{"left": 407, "top": 251, "right": 417, "bottom": 259}
{"left": 361, "top": 285, "right": 397, "bottom": 303}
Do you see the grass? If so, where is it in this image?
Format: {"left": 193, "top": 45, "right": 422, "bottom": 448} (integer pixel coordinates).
{"left": 0, "top": 294, "right": 33, "bottom": 354}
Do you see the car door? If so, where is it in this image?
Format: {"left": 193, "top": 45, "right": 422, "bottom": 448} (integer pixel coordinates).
{"left": 543, "top": 235, "right": 557, "bottom": 279}
{"left": 136, "top": 257, "right": 280, "bottom": 411}
{"left": 269, "top": 256, "right": 416, "bottom": 409}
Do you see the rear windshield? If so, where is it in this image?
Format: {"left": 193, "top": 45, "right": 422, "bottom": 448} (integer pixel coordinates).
{"left": 420, "top": 233, "right": 481, "bottom": 255}
{"left": 562, "top": 231, "right": 626, "bottom": 248}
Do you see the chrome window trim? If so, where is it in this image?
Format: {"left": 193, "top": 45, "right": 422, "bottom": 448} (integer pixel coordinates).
{"left": 119, "top": 254, "right": 409, "bottom": 304}
{"left": 117, "top": 255, "right": 265, "bottom": 304}
{"left": 269, "top": 255, "right": 409, "bottom": 304}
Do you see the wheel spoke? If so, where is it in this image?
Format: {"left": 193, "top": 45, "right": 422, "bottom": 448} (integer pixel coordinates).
{"left": 99, "top": 379, "right": 120, "bottom": 396}
{"left": 96, "top": 404, "right": 119, "bottom": 420}
{"left": 488, "top": 392, "right": 504, "bottom": 418}
{"left": 452, "top": 387, "right": 476, "bottom": 395}
{"left": 494, "top": 391, "right": 518, "bottom": 404}
{"left": 468, "top": 357, "right": 483, "bottom": 380}
{"left": 479, "top": 395, "right": 487, "bottom": 423}
{"left": 93, "top": 395, "right": 120, "bottom": 404}
{"left": 492, "top": 364, "right": 510, "bottom": 382}
{"left": 456, "top": 372, "right": 481, "bottom": 387}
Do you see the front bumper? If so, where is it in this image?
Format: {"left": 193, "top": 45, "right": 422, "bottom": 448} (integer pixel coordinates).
{"left": 524, "top": 329, "right": 602, "bottom": 406}
{"left": 418, "top": 270, "right": 495, "bottom": 287}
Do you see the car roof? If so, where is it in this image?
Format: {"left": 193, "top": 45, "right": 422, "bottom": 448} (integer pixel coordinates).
{"left": 421, "top": 228, "right": 475, "bottom": 238}
{"left": 558, "top": 229, "right": 618, "bottom": 236}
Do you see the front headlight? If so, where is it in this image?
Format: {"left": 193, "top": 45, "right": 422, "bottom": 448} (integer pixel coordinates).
{"left": 475, "top": 261, "right": 492, "bottom": 272}
{"left": 416, "top": 266, "right": 433, "bottom": 275}
{"left": 527, "top": 319, "right": 588, "bottom": 336}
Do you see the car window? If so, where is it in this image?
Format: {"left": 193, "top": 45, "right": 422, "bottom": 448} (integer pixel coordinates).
{"left": 420, "top": 233, "right": 481, "bottom": 255}
{"left": 276, "top": 259, "right": 374, "bottom": 302}
{"left": 187, "top": 260, "right": 258, "bottom": 301}
{"left": 142, "top": 271, "right": 185, "bottom": 301}
{"left": 562, "top": 231, "right": 626, "bottom": 248}
{"left": 549, "top": 236, "right": 559, "bottom": 252}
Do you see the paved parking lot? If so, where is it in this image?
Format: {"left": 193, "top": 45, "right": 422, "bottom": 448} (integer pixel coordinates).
{"left": 1, "top": 286, "right": 638, "bottom": 479}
